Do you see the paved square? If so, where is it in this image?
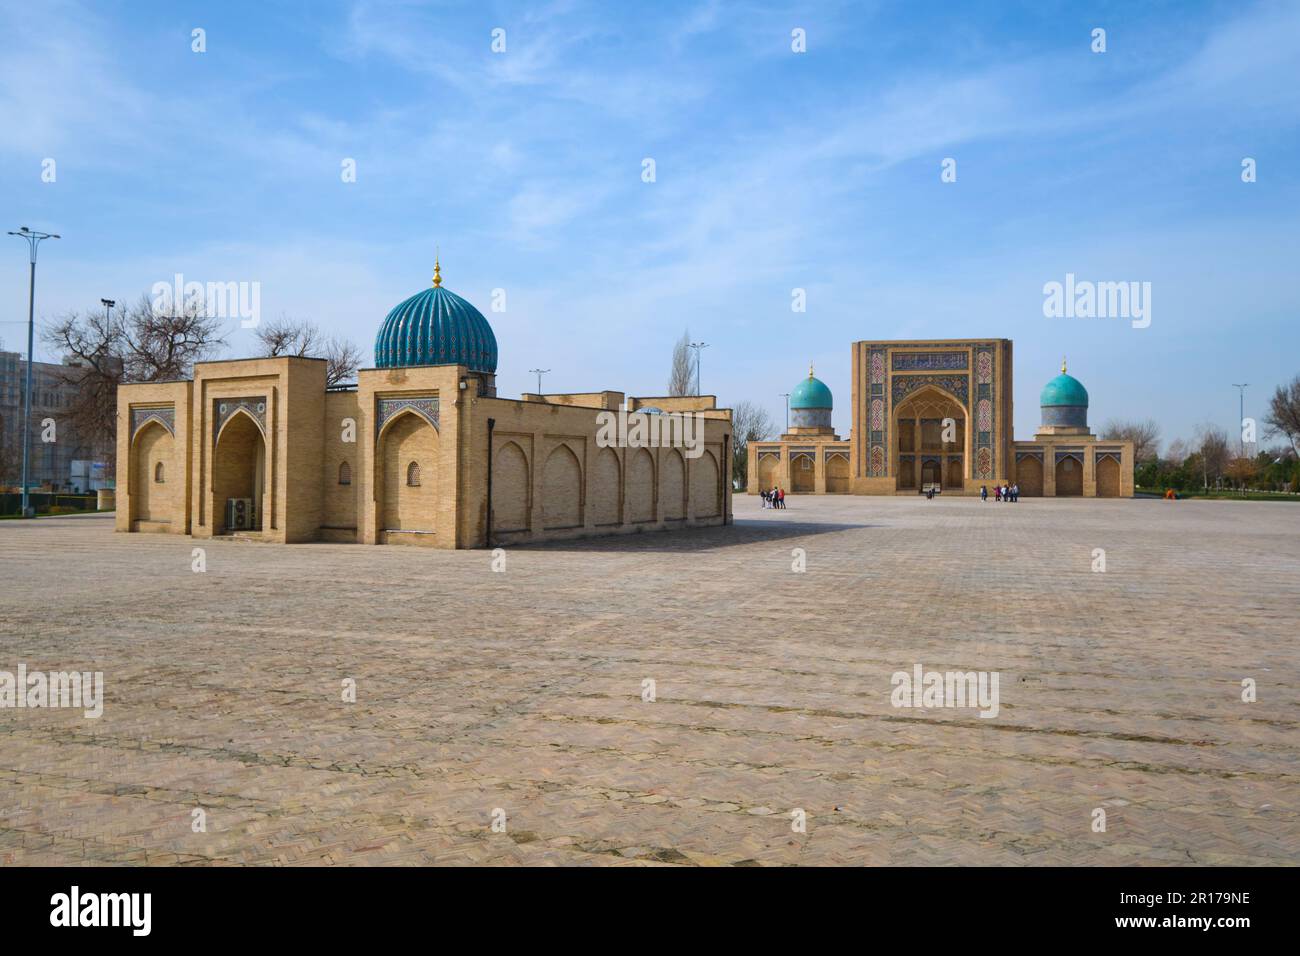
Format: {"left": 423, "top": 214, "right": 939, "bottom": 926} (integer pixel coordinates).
{"left": 1, "top": 496, "right": 1297, "bottom": 866}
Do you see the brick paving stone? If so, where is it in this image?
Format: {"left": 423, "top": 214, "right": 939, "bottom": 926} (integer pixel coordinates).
{"left": 0, "top": 499, "right": 1297, "bottom": 866}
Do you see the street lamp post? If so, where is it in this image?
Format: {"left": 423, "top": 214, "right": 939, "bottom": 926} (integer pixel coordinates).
{"left": 1232, "top": 383, "right": 1249, "bottom": 458}
{"left": 688, "top": 342, "right": 709, "bottom": 396}
{"left": 529, "top": 368, "right": 550, "bottom": 394}
{"left": 7, "top": 226, "right": 60, "bottom": 518}
{"left": 780, "top": 393, "right": 790, "bottom": 433}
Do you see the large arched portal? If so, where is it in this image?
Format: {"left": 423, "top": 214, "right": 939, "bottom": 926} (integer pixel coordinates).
{"left": 213, "top": 411, "right": 266, "bottom": 533}
{"left": 380, "top": 411, "right": 439, "bottom": 539}
{"left": 131, "top": 420, "right": 174, "bottom": 528}
{"left": 893, "top": 387, "right": 966, "bottom": 492}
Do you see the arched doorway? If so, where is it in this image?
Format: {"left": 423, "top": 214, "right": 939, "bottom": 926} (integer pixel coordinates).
{"left": 790, "top": 452, "right": 815, "bottom": 492}
{"left": 213, "top": 411, "right": 265, "bottom": 533}
{"left": 757, "top": 453, "right": 778, "bottom": 492}
{"left": 825, "top": 454, "right": 850, "bottom": 493}
{"left": 1096, "top": 455, "right": 1121, "bottom": 497}
{"left": 131, "top": 420, "right": 174, "bottom": 527}
{"left": 380, "top": 411, "right": 439, "bottom": 538}
{"left": 893, "top": 387, "right": 966, "bottom": 493}
{"left": 1017, "top": 455, "right": 1043, "bottom": 496}
{"left": 1055, "top": 454, "right": 1083, "bottom": 497}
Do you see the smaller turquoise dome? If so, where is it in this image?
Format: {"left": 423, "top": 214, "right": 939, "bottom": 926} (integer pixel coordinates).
{"left": 1040, "top": 370, "right": 1088, "bottom": 408}
{"left": 374, "top": 265, "right": 498, "bottom": 373}
{"left": 790, "top": 367, "right": 832, "bottom": 409}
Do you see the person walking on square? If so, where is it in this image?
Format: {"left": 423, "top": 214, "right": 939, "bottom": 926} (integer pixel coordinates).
{"left": 1011, "top": 483, "right": 1019, "bottom": 502}
{"left": 980, "top": 485, "right": 988, "bottom": 502}
{"left": 994, "top": 484, "right": 1002, "bottom": 502}
{"left": 777, "top": 486, "right": 786, "bottom": 509}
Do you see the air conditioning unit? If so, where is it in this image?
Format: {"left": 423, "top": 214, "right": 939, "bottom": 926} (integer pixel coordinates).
{"left": 225, "top": 497, "right": 255, "bottom": 531}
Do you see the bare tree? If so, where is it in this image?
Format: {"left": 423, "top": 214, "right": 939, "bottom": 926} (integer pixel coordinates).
{"left": 255, "top": 315, "right": 323, "bottom": 358}
{"left": 1164, "top": 437, "right": 1189, "bottom": 466}
{"left": 43, "top": 305, "right": 123, "bottom": 466}
{"left": 1100, "top": 418, "right": 1161, "bottom": 463}
{"left": 120, "top": 292, "right": 226, "bottom": 382}
{"left": 1195, "top": 423, "right": 1231, "bottom": 487}
{"left": 668, "top": 329, "right": 693, "bottom": 397}
{"left": 43, "top": 293, "right": 226, "bottom": 476}
{"left": 1264, "top": 375, "right": 1300, "bottom": 456}
{"left": 324, "top": 336, "right": 362, "bottom": 387}
{"left": 729, "top": 399, "right": 776, "bottom": 484}
{"left": 254, "top": 316, "right": 360, "bottom": 386}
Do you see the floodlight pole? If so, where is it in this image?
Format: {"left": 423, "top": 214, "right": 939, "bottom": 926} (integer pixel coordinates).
{"left": 7, "top": 226, "right": 60, "bottom": 517}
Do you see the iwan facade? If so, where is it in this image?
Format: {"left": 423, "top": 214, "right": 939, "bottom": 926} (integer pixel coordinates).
{"left": 749, "top": 340, "right": 1133, "bottom": 497}
{"left": 116, "top": 265, "right": 733, "bottom": 547}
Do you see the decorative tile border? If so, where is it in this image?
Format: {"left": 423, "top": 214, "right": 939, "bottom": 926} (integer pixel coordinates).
{"left": 213, "top": 397, "right": 266, "bottom": 443}
{"left": 892, "top": 375, "right": 969, "bottom": 406}
{"left": 376, "top": 395, "right": 440, "bottom": 443}
{"left": 892, "top": 351, "right": 968, "bottom": 372}
{"left": 869, "top": 348, "right": 887, "bottom": 476}
{"left": 130, "top": 405, "right": 175, "bottom": 441}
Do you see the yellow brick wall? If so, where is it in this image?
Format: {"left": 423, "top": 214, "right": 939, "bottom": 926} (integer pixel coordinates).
{"left": 590, "top": 446, "right": 621, "bottom": 525}
{"left": 627, "top": 447, "right": 655, "bottom": 522}
{"left": 116, "top": 380, "right": 191, "bottom": 534}
{"left": 320, "top": 390, "right": 361, "bottom": 536}
{"left": 117, "top": 359, "right": 732, "bottom": 548}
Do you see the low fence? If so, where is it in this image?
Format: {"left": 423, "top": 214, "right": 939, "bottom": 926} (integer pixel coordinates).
{"left": 0, "top": 493, "right": 102, "bottom": 517}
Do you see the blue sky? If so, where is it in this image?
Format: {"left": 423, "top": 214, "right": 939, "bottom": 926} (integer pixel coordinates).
{"left": 2, "top": 0, "right": 1298, "bottom": 446}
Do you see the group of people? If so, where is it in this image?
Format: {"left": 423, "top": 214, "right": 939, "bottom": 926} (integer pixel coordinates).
{"left": 980, "top": 483, "right": 1020, "bottom": 502}
{"left": 761, "top": 486, "right": 787, "bottom": 509}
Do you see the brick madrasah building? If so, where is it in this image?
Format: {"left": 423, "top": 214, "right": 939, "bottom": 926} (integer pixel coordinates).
{"left": 749, "top": 340, "right": 1134, "bottom": 497}
{"left": 115, "top": 261, "right": 734, "bottom": 546}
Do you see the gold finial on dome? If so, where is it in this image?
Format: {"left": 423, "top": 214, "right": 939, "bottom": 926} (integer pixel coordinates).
{"left": 809, "top": 362, "right": 815, "bottom": 379}
{"left": 432, "top": 252, "right": 442, "bottom": 288}
{"left": 1061, "top": 356, "right": 1067, "bottom": 374}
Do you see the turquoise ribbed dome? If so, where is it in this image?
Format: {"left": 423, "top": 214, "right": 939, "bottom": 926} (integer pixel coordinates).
{"left": 1040, "top": 370, "right": 1088, "bottom": 407}
{"left": 790, "top": 369, "right": 832, "bottom": 409}
{"left": 374, "top": 276, "right": 498, "bottom": 373}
